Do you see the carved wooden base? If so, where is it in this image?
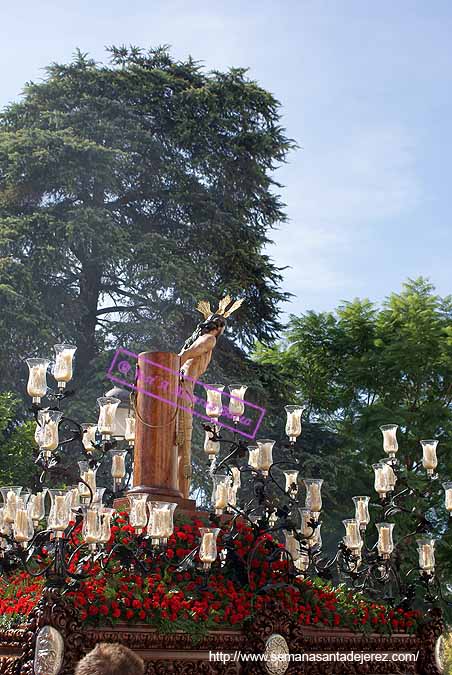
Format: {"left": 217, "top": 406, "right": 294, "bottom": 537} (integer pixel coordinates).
{"left": 0, "top": 599, "right": 443, "bottom": 675}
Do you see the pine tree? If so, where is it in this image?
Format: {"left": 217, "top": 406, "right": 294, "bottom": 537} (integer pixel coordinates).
{"left": 0, "top": 45, "right": 294, "bottom": 417}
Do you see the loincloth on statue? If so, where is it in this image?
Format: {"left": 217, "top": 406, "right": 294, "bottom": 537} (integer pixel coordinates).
{"left": 176, "top": 376, "right": 195, "bottom": 480}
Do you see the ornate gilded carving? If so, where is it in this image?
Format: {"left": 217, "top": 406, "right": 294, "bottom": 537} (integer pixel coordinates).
{"left": 0, "top": 598, "right": 444, "bottom": 674}
{"left": 264, "top": 634, "right": 289, "bottom": 674}
{"left": 415, "top": 607, "right": 444, "bottom": 675}
{"left": 34, "top": 625, "right": 64, "bottom": 675}
{"left": 143, "top": 662, "right": 238, "bottom": 674}
{"left": 18, "top": 586, "right": 84, "bottom": 675}
{"left": 246, "top": 599, "right": 294, "bottom": 653}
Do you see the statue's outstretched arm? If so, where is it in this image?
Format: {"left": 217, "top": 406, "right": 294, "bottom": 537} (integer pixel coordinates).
{"left": 178, "top": 334, "right": 216, "bottom": 366}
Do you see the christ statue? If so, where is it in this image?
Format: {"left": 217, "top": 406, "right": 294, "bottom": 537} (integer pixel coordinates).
{"left": 176, "top": 295, "right": 244, "bottom": 498}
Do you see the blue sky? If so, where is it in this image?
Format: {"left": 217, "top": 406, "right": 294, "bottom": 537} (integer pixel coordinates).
{"left": 2, "top": 1, "right": 452, "bottom": 318}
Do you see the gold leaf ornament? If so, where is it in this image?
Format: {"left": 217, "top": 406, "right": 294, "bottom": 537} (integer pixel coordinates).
{"left": 216, "top": 294, "right": 232, "bottom": 315}
{"left": 223, "top": 297, "right": 244, "bottom": 318}
{"left": 196, "top": 300, "right": 212, "bottom": 319}
{"left": 195, "top": 295, "right": 244, "bottom": 319}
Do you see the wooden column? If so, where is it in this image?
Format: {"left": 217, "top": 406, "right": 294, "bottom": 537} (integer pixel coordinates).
{"left": 128, "top": 351, "right": 184, "bottom": 502}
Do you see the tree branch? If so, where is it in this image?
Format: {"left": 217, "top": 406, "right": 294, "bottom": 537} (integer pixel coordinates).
{"left": 96, "top": 304, "right": 148, "bottom": 316}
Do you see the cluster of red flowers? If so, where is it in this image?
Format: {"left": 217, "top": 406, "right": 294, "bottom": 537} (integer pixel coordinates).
{"left": 0, "top": 513, "right": 422, "bottom": 636}
{"left": 0, "top": 571, "right": 43, "bottom": 623}
{"left": 333, "top": 588, "right": 421, "bottom": 633}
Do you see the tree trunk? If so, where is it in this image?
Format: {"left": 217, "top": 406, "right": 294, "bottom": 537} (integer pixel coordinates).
{"left": 74, "top": 188, "right": 105, "bottom": 389}
{"left": 74, "top": 259, "right": 102, "bottom": 388}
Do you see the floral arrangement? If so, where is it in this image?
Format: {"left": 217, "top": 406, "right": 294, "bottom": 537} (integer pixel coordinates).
{"left": 0, "top": 513, "right": 422, "bottom": 639}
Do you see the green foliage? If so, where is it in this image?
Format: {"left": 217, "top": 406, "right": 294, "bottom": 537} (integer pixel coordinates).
{"left": 253, "top": 279, "right": 452, "bottom": 562}
{"left": 0, "top": 613, "right": 26, "bottom": 629}
{"left": 0, "top": 45, "right": 294, "bottom": 425}
{"left": 0, "top": 392, "right": 36, "bottom": 487}
{"left": 156, "top": 614, "right": 208, "bottom": 644}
